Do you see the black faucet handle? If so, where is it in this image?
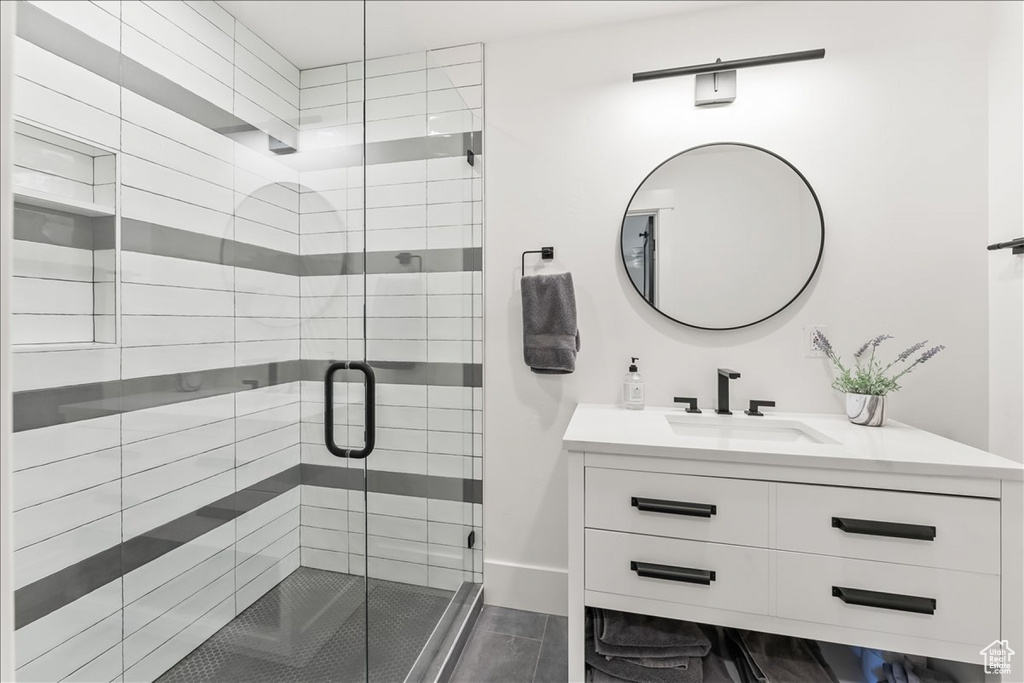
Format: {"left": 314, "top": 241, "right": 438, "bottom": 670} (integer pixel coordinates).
{"left": 674, "top": 397, "right": 702, "bottom": 414}
{"left": 745, "top": 400, "right": 776, "bottom": 417}
{"left": 718, "top": 368, "right": 741, "bottom": 379}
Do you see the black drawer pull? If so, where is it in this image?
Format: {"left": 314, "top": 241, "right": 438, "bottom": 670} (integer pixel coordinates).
{"left": 632, "top": 497, "right": 716, "bottom": 518}
{"left": 832, "top": 586, "right": 936, "bottom": 615}
{"left": 630, "top": 561, "right": 716, "bottom": 585}
{"left": 832, "top": 517, "right": 936, "bottom": 541}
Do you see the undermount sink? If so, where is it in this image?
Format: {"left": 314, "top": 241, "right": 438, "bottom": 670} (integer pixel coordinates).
{"left": 665, "top": 413, "right": 838, "bottom": 445}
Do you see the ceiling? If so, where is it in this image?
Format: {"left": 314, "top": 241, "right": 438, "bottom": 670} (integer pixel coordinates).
{"left": 218, "top": 1, "right": 742, "bottom": 69}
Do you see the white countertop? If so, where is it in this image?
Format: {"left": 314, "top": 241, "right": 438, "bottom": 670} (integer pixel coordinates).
{"left": 563, "top": 404, "right": 1024, "bottom": 481}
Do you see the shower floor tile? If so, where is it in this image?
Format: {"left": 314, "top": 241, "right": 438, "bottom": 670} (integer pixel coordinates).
{"left": 158, "top": 567, "right": 454, "bottom": 683}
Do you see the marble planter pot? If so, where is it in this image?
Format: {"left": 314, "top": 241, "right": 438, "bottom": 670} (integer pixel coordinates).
{"left": 846, "top": 393, "right": 886, "bottom": 427}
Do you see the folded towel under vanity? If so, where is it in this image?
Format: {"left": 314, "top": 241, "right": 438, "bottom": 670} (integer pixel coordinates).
{"left": 727, "top": 630, "right": 839, "bottom": 683}
{"left": 585, "top": 645, "right": 702, "bottom": 683}
{"left": 594, "top": 609, "right": 712, "bottom": 659}
{"left": 584, "top": 609, "right": 717, "bottom": 683}
{"left": 521, "top": 272, "right": 580, "bottom": 373}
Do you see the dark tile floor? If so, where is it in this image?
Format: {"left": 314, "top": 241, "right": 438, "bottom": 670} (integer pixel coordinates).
{"left": 450, "top": 606, "right": 568, "bottom": 683}
{"left": 158, "top": 568, "right": 453, "bottom": 683}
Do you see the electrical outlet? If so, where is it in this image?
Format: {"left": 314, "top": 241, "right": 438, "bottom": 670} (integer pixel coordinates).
{"left": 804, "top": 325, "right": 826, "bottom": 358}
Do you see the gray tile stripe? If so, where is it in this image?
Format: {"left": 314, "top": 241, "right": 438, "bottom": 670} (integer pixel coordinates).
{"left": 16, "top": 2, "right": 120, "bottom": 84}
{"left": 16, "top": 3, "right": 483, "bottom": 165}
{"left": 121, "top": 54, "right": 256, "bottom": 138}
{"left": 121, "top": 218, "right": 302, "bottom": 276}
{"left": 16, "top": 1, "right": 257, "bottom": 139}
{"left": 12, "top": 359, "right": 304, "bottom": 432}
{"left": 14, "top": 463, "right": 480, "bottom": 630}
{"left": 293, "top": 131, "right": 482, "bottom": 172}
{"left": 365, "top": 132, "right": 481, "bottom": 166}
{"left": 122, "top": 218, "right": 482, "bottom": 277}
{"left": 14, "top": 205, "right": 115, "bottom": 251}
{"left": 13, "top": 465, "right": 301, "bottom": 631}
{"left": 13, "top": 359, "right": 480, "bottom": 432}
{"left": 300, "top": 464, "right": 483, "bottom": 505}
{"left": 302, "top": 247, "right": 483, "bottom": 277}
{"left": 302, "top": 359, "right": 483, "bottom": 388}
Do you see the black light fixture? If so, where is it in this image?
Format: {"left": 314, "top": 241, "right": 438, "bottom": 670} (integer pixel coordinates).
{"left": 987, "top": 237, "right": 1024, "bottom": 255}
{"left": 633, "top": 48, "right": 826, "bottom": 106}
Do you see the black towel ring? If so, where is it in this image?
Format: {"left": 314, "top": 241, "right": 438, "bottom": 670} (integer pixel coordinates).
{"left": 522, "top": 247, "right": 554, "bottom": 273}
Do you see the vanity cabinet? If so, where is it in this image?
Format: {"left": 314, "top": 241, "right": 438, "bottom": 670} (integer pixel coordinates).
{"left": 565, "top": 405, "right": 1024, "bottom": 683}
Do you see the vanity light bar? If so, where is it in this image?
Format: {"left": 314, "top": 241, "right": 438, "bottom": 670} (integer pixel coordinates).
{"left": 987, "top": 237, "right": 1024, "bottom": 255}
{"left": 632, "top": 48, "right": 826, "bottom": 82}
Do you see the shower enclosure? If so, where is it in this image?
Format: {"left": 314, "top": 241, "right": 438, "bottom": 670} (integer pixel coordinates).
{"left": 5, "top": 1, "right": 483, "bottom": 680}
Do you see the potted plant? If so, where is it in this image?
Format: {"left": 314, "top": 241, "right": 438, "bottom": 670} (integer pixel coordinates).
{"left": 812, "top": 331, "right": 945, "bottom": 426}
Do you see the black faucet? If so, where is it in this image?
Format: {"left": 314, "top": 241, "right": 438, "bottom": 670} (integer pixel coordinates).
{"left": 716, "top": 368, "right": 740, "bottom": 415}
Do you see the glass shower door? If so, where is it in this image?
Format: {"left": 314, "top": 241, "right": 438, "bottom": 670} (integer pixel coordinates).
{"left": 361, "top": 3, "right": 484, "bottom": 681}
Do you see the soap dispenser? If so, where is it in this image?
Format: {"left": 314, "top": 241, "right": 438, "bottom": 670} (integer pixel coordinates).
{"left": 623, "top": 357, "right": 645, "bottom": 410}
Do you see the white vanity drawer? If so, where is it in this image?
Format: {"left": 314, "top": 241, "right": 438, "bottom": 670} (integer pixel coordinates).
{"left": 585, "top": 468, "right": 769, "bottom": 547}
{"left": 776, "top": 483, "right": 1000, "bottom": 575}
{"left": 585, "top": 529, "right": 771, "bottom": 615}
{"left": 776, "top": 552, "right": 1000, "bottom": 648}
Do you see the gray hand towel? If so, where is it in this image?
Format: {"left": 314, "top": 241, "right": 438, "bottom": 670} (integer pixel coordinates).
{"left": 521, "top": 272, "right": 580, "bottom": 374}
{"left": 594, "top": 609, "right": 712, "bottom": 659}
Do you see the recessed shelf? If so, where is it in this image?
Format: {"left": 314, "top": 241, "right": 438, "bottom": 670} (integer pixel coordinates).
{"left": 13, "top": 121, "right": 119, "bottom": 347}
{"left": 13, "top": 186, "right": 115, "bottom": 218}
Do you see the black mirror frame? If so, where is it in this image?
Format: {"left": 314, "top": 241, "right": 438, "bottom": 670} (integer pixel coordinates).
{"left": 620, "top": 142, "right": 825, "bottom": 331}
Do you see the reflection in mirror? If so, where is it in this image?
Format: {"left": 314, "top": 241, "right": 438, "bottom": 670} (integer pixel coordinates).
{"left": 621, "top": 144, "right": 823, "bottom": 330}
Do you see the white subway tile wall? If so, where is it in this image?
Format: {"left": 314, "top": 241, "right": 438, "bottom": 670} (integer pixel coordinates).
{"left": 297, "top": 45, "right": 482, "bottom": 592}
{"left": 10, "top": 1, "right": 302, "bottom": 681}
{"left": 11, "top": 0, "right": 483, "bottom": 678}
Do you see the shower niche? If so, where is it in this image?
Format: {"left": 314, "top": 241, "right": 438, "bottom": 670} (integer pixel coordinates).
{"left": 11, "top": 121, "right": 118, "bottom": 346}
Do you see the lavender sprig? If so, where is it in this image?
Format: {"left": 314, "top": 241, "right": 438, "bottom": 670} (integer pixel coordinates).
{"left": 918, "top": 345, "right": 945, "bottom": 363}
{"left": 855, "top": 334, "right": 893, "bottom": 359}
{"left": 896, "top": 341, "right": 928, "bottom": 363}
{"left": 814, "top": 333, "right": 945, "bottom": 396}
{"left": 812, "top": 330, "right": 834, "bottom": 358}
{"left": 880, "top": 340, "right": 929, "bottom": 374}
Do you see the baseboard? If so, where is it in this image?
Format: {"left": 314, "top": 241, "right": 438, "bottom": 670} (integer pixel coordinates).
{"left": 483, "top": 559, "right": 568, "bottom": 616}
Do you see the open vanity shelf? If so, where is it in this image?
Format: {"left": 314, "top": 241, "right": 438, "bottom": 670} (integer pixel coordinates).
{"left": 565, "top": 405, "right": 1023, "bottom": 683}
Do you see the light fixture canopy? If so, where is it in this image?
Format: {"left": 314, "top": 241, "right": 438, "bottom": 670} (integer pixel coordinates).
{"left": 694, "top": 60, "right": 736, "bottom": 106}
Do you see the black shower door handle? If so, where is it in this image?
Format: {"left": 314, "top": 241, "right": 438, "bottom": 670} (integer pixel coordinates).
{"left": 324, "top": 361, "right": 376, "bottom": 459}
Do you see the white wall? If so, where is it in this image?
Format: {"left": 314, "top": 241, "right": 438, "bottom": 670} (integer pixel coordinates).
{"left": 987, "top": 1, "right": 1023, "bottom": 463}
{"left": 483, "top": 0, "right": 995, "bottom": 613}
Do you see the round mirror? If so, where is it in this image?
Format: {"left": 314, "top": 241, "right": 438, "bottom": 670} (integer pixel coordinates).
{"left": 620, "top": 143, "right": 824, "bottom": 330}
